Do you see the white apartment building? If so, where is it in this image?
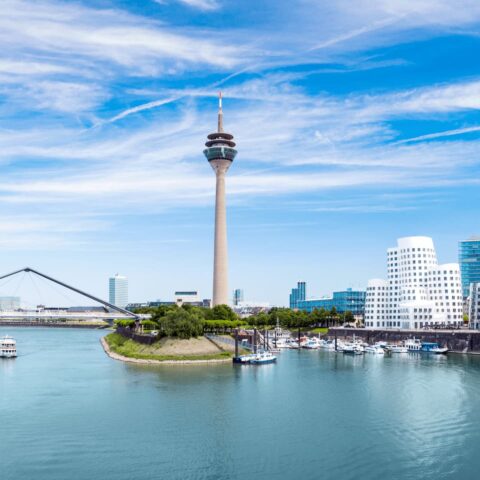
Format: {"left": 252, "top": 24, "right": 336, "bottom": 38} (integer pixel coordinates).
{"left": 364, "top": 236, "right": 463, "bottom": 329}
{"left": 469, "top": 283, "right": 480, "bottom": 329}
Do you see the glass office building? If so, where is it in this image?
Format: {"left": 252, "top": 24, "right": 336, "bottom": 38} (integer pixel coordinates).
{"left": 289, "top": 281, "right": 306, "bottom": 309}
{"left": 233, "top": 289, "right": 244, "bottom": 306}
{"left": 297, "top": 288, "right": 366, "bottom": 315}
{"left": 459, "top": 237, "right": 480, "bottom": 297}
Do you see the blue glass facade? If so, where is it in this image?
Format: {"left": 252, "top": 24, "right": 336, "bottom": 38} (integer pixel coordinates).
{"left": 289, "top": 281, "right": 306, "bottom": 309}
{"left": 297, "top": 288, "right": 366, "bottom": 315}
{"left": 459, "top": 238, "right": 480, "bottom": 297}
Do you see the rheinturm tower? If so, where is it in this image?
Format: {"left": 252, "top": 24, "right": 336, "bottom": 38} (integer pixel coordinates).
{"left": 203, "top": 92, "right": 237, "bottom": 306}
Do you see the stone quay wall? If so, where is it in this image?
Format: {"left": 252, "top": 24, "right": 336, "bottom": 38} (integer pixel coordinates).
{"left": 328, "top": 328, "right": 480, "bottom": 354}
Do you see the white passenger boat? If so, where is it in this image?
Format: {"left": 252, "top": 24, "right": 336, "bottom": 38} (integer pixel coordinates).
{"left": 0, "top": 336, "right": 17, "bottom": 358}
{"left": 405, "top": 338, "right": 422, "bottom": 352}
{"left": 365, "top": 344, "right": 385, "bottom": 354}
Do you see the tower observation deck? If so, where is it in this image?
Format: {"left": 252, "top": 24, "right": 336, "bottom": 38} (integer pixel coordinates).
{"left": 203, "top": 93, "right": 237, "bottom": 306}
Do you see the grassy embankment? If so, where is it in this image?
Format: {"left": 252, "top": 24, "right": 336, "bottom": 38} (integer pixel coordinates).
{"left": 105, "top": 332, "right": 232, "bottom": 361}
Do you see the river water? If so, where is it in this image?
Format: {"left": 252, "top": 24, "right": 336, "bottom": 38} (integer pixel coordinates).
{"left": 2, "top": 327, "right": 480, "bottom": 480}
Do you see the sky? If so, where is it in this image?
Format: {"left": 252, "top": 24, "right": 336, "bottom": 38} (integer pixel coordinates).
{"left": 0, "top": 0, "right": 479, "bottom": 306}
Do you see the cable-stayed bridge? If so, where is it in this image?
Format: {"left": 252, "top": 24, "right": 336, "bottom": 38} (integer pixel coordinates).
{"left": 0, "top": 267, "right": 142, "bottom": 324}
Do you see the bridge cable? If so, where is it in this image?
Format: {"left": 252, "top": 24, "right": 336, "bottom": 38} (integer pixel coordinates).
{"left": 32, "top": 271, "right": 83, "bottom": 307}
{"left": 11, "top": 271, "right": 26, "bottom": 298}
{"left": 27, "top": 272, "right": 45, "bottom": 308}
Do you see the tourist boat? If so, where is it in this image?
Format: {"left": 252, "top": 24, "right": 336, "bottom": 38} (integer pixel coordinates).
{"left": 421, "top": 342, "right": 449, "bottom": 354}
{"left": 249, "top": 351, "right": 277, "bottom": 364}
{"left": 365, "top": 344, "right": 385, "bottom": 354}
{"left": 405, "top": 338, "right": 422, "bottom": 352}
{"left": 0, "top": 336, "right": 17, "bottom": 358}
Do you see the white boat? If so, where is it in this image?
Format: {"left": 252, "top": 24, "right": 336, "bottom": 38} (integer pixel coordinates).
{"left": 388, "top": 344, "right": 408, "bottom": 353}
{"left": 430, "top": 346, "right": 449, "bottom": 354}
{"left": 249, "top": 351, "right": 277, "bottom": 364}
{"left": 274, "top": 338, "right": 291, "bottom": 349}
{"left": 303, "top": 338, "right": 321, "bottom": 349}
{"left": 405, "top": 338, "right": 422, "bottom": 352}
{"left": 343, "top": 343, "right": 364, "bottom": 355}
{"left": 319, "top": 339, "right": 335, "bottom": 350}
{"left": 365, "top": 344, "right": 385, "bottom": 354}
{"left": 0, "top": 336, "right": 17, "bottom": 358}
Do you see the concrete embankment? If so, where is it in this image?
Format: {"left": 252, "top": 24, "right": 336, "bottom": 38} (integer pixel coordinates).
{"left": 328, "top": 327, "right": 480, "bottom": 354}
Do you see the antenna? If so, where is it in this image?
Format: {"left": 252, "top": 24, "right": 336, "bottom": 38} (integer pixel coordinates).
{"left": 217, "top": 91, "right": 224, "bottom": 133}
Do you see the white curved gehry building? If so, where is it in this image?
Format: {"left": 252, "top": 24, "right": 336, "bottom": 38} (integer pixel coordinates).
{"left": 364, "top": 236, "right": 463, "bottom": 329}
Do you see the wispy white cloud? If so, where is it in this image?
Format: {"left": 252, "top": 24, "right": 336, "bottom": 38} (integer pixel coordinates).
{"left": 155, "top": 0, "right": 220, "bottom": 11}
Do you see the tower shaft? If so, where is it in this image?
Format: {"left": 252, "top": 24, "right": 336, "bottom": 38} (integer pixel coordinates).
{"left": 212, "top": 164, "right": 229, "bottom": 306}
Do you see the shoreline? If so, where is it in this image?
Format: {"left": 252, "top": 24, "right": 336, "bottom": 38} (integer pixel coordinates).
{"left": 100, "top": 337, "right": 232, "bottom": 365}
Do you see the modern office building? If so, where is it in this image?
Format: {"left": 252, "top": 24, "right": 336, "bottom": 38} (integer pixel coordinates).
{"left": 289, "top": 281, "right": 306, "bottom": 309}
{"left": 204, "top": 92, "right": 237, "bottom": 306}
{"left": 297, "top": 288, "right": 366, "bottom": 315}
{"left": 364, "top": 236, "right": 463, "bottom": 329}
{"left": 233, "top": 289, "right": 244, "bottom": 306}
{"left": 109, "top": 274, "right": 128, "bottom": 309}
{"left": 459, "top": 237, "right": 480, "bottom": 298}
{"left": 0, "top": 296, "right": 20, "bottom": 311}
{"left": 469, "top": 283, "right": 480, "bottom": 329}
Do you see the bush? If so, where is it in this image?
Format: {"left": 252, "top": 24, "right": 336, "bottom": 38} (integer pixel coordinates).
{"left": 141, "top": 319, "right": 159, "bottom": 331}
{"left": 115, "top": 319, "right": 136, "bottom": 328}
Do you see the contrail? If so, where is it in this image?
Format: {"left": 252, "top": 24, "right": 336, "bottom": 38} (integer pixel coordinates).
{"left": 392, "top": 125, "right": 480, "bottom": 145}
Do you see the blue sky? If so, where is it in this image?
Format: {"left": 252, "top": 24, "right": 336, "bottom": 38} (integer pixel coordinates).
{"left": 0, "top": 0, "right": 479, "bottom": 306}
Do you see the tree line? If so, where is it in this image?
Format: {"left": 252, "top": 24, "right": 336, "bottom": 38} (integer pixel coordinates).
{"left": 116, "top": 304, "right": 356, "bottom": 339}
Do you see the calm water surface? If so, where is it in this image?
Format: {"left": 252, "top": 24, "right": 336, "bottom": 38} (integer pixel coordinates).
{"left": 2, "top": 327, "right": 480, "bottom": 480}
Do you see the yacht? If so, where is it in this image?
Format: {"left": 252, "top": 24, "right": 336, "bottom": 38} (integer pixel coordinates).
{"left": 303, "top": 338, "right": 321, "bottom": 349}
{"left": 343, "top": 343, "right": 364, "bottom": 355}
{"left": 388, "top": 344, "right": 408, "bottom": 353}
{"left": 0, "top": 336, "right": 17, "bottom": 358}
{"left": 365, "top": 344, "right": 385, "bottom": 354}
{"left": 421, "top": 342, "right": 449, "bottom": 354}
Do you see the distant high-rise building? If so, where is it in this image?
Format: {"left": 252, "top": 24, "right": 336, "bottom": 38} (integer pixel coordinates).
{"left": 289, "top": 281, "right": 306, "bottom": 309}
{"left": 0, "top": 296, "right": 20, "bottom": 311}
{"left": 364, "top": 236, "right": 463, "bottom": 329}
{"left": 233, "top": 289, "right": 244, "bottom": 306}
{"left": 459, "top": 237, "right": 480, "bottom": 297}
{"left": 109, "top": 274, "right": 128, "bottom": 309}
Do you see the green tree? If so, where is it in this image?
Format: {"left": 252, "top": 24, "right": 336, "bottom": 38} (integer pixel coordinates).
{"left": 343, "top": 311, "right": 355, "bottom": 324}
{"left": 209, "top": 304, "right": 238, "bottom": 321}
{"left": 157, "top": 309, "right": 204, "bottom": 339}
